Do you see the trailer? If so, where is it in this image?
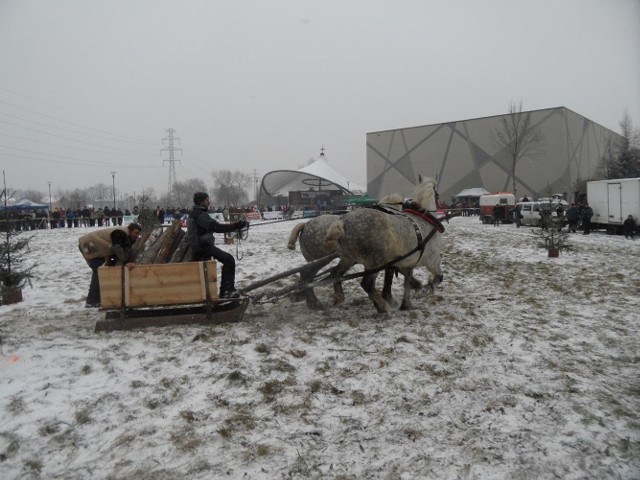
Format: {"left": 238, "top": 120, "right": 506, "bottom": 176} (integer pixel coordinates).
{"left": 587, "top": 177, "right": 640, "bottom": 234}
{"left": 478, "top": 193, "right": 516, "bottom": 224}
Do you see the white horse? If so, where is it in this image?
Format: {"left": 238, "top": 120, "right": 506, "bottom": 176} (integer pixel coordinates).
{"left": 324, "top": 177, "right": 444, "bottom": 312}
{"left": 287, "top": 194, "right": 422, "bottom": 310}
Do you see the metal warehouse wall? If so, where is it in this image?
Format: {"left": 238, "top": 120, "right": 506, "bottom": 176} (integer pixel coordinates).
{"left": 366, "top": 107, "right": 621, "bottom": 202}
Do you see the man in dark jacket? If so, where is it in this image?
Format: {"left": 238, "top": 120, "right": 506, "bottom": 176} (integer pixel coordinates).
{"left": 187, "top": 192, "right": 247, "bottom": 298}
{"left": 623, "top": 215, "right": 636, "bottom": 239}
{"left": 581, "top": 203, "right": 593, "bottom": 235}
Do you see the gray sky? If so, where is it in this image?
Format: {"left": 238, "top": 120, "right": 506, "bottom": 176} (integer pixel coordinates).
{"left": 1, "top": 0, "right": 638, "bottom": 202}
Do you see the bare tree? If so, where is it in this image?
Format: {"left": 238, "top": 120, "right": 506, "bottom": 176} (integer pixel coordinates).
{"left": 161, "top": 178, "right": 207, "bottom": 208}
{"left": 212, "top": 170, "right": 251, "bottom": 208}
{"left": 492, "top": 100, "right": 545, "bottom": 197}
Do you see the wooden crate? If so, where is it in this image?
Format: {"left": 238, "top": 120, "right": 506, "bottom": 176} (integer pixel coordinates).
{"left": 98, "top": 261, "right": 218, "bottom": 308}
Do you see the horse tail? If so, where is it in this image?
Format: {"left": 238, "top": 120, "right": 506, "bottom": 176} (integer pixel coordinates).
{"left": 287, "top": 222, "right": 306, "bottom": 250}
{"left": 324, "top": 220, "right": 344, "bottom": 250}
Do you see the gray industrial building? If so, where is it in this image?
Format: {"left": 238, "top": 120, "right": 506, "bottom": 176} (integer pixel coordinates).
{"left": 366, "top": 106, "right": 622, "bottom": 203}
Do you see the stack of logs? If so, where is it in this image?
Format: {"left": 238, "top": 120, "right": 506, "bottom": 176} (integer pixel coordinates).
{"left": 132, "top": 220, "right": 193, "bottom": 264}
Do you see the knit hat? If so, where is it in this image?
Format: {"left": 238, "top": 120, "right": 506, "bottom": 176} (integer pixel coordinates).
{"left": 193, "top": 192, "right": 209, "bottom": 205}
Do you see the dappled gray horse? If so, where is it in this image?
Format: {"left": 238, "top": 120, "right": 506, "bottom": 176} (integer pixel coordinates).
{"left": 287, "top": 194, "right": 422, "bottom": 310}
{"left": 324, "top": 177, "right": 444, "bottom": 312}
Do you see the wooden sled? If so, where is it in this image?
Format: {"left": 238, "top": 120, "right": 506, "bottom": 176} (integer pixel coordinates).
{"left": 95, "top": 260, "right": 248, "bottom": 332}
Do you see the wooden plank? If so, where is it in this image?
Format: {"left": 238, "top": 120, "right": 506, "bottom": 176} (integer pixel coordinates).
{"left": 99, "top": 261, "right": 218, "bottom": 308}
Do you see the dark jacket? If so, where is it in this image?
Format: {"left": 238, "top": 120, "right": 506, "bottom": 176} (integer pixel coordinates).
{"left": 187, "top": 206, "right": 239, "bottom": 254}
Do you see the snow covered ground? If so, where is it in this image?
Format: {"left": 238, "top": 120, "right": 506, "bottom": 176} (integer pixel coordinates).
{"left": 1, "top": 216, "right": 639, "bottom": 479}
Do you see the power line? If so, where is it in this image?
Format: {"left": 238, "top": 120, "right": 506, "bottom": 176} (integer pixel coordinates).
{"left": 0, "top": 118, "right": 156, "bottom": 155}
{"left": 0, "top": 131, "right": 157, "bottom": 157}
{"left": 0, "top": 144, "right": 161, "bottom": 168}
{"left": 0, "top": 99, "right": 156, "bottom": 144}
{"left": 0, "top": 70, "right": 157, "bottom": 140}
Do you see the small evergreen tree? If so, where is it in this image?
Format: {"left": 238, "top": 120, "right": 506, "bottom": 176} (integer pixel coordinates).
{"left": 1, "top": 173, "right": 36, "bottom": 304}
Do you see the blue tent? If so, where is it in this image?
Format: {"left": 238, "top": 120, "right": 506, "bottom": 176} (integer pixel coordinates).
{"left": 0, "top": 199, "right": 49, "bottom": 210}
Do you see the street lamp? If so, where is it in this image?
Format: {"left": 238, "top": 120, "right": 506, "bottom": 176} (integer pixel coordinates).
{"left": 110, "top": 171, "right": 116, "bottom": 209}
{"left": 47, "top": 181, "right": 52, "bottom": 210}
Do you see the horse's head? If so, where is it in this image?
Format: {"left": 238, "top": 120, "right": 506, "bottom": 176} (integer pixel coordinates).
{"left": 413, "top": 176, "right": 438, "bottom": 211}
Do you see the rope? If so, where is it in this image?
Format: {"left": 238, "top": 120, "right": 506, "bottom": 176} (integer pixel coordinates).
{"left": 233, "top": 224, "right": 250, "bottom": 260}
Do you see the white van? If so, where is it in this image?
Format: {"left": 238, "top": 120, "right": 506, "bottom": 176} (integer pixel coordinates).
{"left": 516, "top": 201, "right": 565, "bottom": 226}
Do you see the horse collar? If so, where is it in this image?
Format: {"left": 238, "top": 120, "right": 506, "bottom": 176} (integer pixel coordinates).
{"left": 403, "top": 208, "right": 446, "bottom": 233}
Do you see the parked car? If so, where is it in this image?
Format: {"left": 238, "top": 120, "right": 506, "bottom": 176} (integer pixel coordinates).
{"left": 516, "top": 201, "right": 567, "bottom": 227}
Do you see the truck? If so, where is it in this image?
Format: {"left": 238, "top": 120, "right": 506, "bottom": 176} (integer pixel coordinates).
{"left": 587, "top": 177, "right": 640, "bottom": 234}
{"left": 478, "top": 193, "right": 516, "bottom": 224}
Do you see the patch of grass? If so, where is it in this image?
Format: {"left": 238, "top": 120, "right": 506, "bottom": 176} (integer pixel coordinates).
{"left": 471, "top": 333, "right": 494, "bottom": 348}
{"left": 403, "top": 427, "right": 423, "bottom": 441}
{"left": 259, "top": 379, "right": 286, "bottom": 402}
{"left": 351, "top": 390, "right": 368, "bottom": 405}
{"left": 23, "top": 458, "right": 43, "bottom": 474}
{"left": 273, "top": 403, "right": 305, "bottom": 415}
{"left": 315, "top": 360, "right": 332, "bottom": 375}
{"left": 170, "top": 426, "right": 202, "bottom": 452}
{"left": 416, "top": 363, "right": 452, "bottom": 378}
{"left": 254, "top": 343, "right": 271, "bottom": 354}
{"left": 255, "top": 444, "right": 271, "bottom": 456}
{"left": 272, "top": 359, "right": 296, "bottom": 373}
{"left": 226, "top": 370, "right": 248, "bottom": 385}
{"left": 218, "top": 409, "right": 257, "bottom": 439}
{"left": 38, "top": 420, "right": 61, "bottom": 436}
{"left": 0, "top": 432, "right": 20, "bottom": 461}
{"left": 308, "top": 379, "right": 325, "bottom": 393}
{"left": 5, "top": 395, "right": 26, "bottom": 415}
{"left": 74, "top": 408, "right": 92, "bottom": 425}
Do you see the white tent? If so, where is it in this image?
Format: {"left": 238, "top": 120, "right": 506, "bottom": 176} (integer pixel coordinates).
{"left": 0, "top": 199, "right": 49, "bottom": 210}
{"left": 259, "top": 153, "right": 365, "bottom": 206}
{"left": 452, "top": 188, "right": 490, "bottom": 198}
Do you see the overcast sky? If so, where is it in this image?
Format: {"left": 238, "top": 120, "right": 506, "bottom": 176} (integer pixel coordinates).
{"left": 1, "top": 0, "right": 638, "bottom": 202}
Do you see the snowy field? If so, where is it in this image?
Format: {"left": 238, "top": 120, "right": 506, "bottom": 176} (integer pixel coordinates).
{"left": 0, "top": 215, "right": 639, "bottom": 479}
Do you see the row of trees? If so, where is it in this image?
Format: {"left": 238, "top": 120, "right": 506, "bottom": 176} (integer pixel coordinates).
{"left": 9, "top": 170, "right": 253, "bottom": 211}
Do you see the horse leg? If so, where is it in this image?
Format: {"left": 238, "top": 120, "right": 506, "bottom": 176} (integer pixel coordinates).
{"left": 399, "top": 267, "right": 415, "bottom": 311}
{"left": 330, "top": 259, "right": 352, "bottom": 305}
{"left": 409, "top": 275, "right": 423, "bottom": 290}
{"left": 298, "top": 266, "right": 325, "bottom": 310}
{"left": 427, "top": 273, "right": 444, "bottom": 293}
{"left": 361, "top": 272, "right": 390, "bottom": 313}
{"left": 382, "top": 268, "right": 398, "bottom": 306}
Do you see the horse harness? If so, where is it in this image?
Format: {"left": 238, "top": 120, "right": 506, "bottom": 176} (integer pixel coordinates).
{"left": 367, "top": 203, "right": 445, "bottom": 266}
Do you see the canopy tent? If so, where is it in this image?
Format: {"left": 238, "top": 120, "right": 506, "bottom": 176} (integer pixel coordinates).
{"left": 0, "top": 199, "right": 49, "bottom": 210}
{"left": 259, "top": 152, "right": 365, "bottom": 208}
{"left": 452, "top": 188, "right": 490, "bottom": 198}
{"left": 339, "top": 193, "right": 379, "bottom": 206}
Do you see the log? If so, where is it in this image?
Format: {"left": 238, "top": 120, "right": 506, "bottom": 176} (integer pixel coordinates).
{"left": 137, "top": 226, "right": 170, "bottom": 264}
{"left": 168, "top": 234, "right": 191, "bottom": 263}
{"left": 153, "top": 220, "right": 183, "bottom": 263}
{"left": 134, "top": 226, "right": 164, "bottom": 263}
